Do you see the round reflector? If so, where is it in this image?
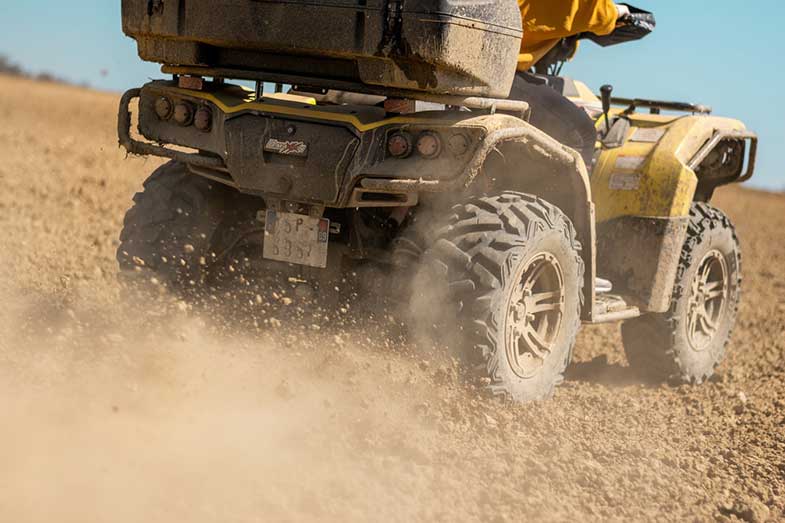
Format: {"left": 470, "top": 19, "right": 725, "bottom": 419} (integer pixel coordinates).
{"left": 173, "top": 102, "right": 194, "bottom": 126}
{"left": 154, "top": 97, "right": 173, "bottom": 120}
{"left": 387, "top": 132, "right": 413, "bottom": 158}
{"left": 194, "top": 106, "right": 212, "bottom": 132}
{"left": 416, "top": 132, "right": 442, "bottom": 159}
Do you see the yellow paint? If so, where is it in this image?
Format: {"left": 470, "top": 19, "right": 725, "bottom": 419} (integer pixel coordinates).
{"left": 155, "top": 83, "right": 749, "bottom": 224}
{"left": 156, "top": 86, "right": 465, "bottom": 133}
{"left": 263, "top": 92, "right": 317, "bottom": 105}
{"left": 570, "top": 80, "right": 600, "bottom": 104}
{"left": 591, "top": 114, "right": 748, "bottom": 222}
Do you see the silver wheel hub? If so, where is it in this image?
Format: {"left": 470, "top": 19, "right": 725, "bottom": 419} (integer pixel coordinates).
{"left": 687, "top": 249, "right": 729, "bottom": 352}
{"left": 506, "top": 253, "right": 566, "bottom": 378}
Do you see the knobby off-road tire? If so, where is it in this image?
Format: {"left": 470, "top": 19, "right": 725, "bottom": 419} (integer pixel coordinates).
{"left": 412, "top": 192, "right": 585, "bottom": 402}
{"left": 117, "top": 161, "right": 229, "bottom": 293}
{"left": 622, "top": 203, "right": 741, "bottom": 383}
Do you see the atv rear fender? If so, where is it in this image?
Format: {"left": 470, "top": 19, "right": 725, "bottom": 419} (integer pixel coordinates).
{"left": 364, "top": 113, "right": 599, "bottom": 317}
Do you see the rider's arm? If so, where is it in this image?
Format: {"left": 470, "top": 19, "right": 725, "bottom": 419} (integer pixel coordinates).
{"left": 518, "top": 0, "right": 622, "bottom": 70}
{"left": 518, "top": 0, "right": 620, "bottom": 41}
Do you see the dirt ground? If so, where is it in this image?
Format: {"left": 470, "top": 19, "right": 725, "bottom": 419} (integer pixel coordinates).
{"left": 0, "top": 73, "right": 783, "bottom": 523}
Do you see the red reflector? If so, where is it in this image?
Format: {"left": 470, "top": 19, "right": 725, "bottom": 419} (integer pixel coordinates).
{"left": 178, "top": 75, "right": 204, "bottom": 91}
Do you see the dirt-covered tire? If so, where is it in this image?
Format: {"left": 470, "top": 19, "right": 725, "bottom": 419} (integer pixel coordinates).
{"left": 116, "top": 161, "right": 228, "bottom": 293}
{"left": 622, "top": 203, "right": 741, "bottom": 383}
{"left": 411, "top": 192, "right": 585, "bottom": 402}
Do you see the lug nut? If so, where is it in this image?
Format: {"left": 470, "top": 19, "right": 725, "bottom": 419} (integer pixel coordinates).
{"left": 194, "top": 106, "right": 212, "bottom": 132}
{"left": 154, "top": 96, "right": 173, "bottom": 120}
{"left": 173, "top": 101, "right": 194, "bottom": 126}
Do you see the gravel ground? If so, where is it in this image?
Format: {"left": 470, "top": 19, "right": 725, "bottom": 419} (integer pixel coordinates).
{"left": 1, "top": 74, "right": 783, "bottom": 522}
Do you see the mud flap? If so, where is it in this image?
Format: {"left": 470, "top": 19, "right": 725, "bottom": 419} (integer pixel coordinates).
{"left": 597, "top": 215, "right": 689, "bottom": 313}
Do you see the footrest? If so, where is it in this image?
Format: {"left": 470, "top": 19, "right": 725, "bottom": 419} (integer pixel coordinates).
{"left": 590, "top": 294, "right": 641, "bottom": 324}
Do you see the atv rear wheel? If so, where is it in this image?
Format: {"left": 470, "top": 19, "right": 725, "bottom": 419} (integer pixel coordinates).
{"left": 116, "top": 161, "right": 229, "bottom": 293}
{"left": 411, "top": 192, "right": 584, "bottom": 402}
{"left": 621, "top": 203, "right": 741, "bottom": 383}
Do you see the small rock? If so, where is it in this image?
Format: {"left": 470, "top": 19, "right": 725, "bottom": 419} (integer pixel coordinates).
{"left": 183, "top": 244, "right": 195, "bottom": 254}
{"left": 723, "top": 497, "right": 770, "bottom": 523}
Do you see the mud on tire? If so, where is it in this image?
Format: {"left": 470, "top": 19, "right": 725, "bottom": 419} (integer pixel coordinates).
{"left": 622, "top": 203, "right": 741, "bottom": 383}
{"left": 411, "top": 192, "right": 584, "bottom": 402}
{"left": 117, "top": 161, "right": 228, "bottom": 293}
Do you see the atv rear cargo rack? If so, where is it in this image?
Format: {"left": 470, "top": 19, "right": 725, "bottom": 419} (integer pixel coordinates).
{"left": 160, "top": 65, "right": 531, "bottom": 116}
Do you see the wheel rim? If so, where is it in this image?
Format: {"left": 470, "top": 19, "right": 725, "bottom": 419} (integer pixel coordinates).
{"left": 506, "top": 253, "right": 566, "bottom": 378}
{"left": 687, "top": 249, "right": 729, "bottom": 352}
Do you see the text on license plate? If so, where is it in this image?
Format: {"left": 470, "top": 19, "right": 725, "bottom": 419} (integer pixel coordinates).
{"left": 263, "top": 210, "right": 329, "bottom": 268}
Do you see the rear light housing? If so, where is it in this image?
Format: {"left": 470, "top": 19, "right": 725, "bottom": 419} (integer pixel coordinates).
{"left": 173, "top": 101, "right": 194, "bottom": 126}
{"left": 415, "top": 132, "right": 442, "bottom": 159}
{"left": 194, "top": 106, "right": 212, "bottom": 132}
{"left": 387, "top": 132, "right": 413, "bottom": 158}
{"left": 154, "top": 96, "right": 173, "bottom": 120}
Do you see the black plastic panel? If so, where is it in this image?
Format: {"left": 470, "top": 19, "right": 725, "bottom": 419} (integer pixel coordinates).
{"left": 224, "top": 114, "right": 359, "bottom": 204}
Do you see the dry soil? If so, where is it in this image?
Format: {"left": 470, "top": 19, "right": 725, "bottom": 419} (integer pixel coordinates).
{"left": 1, "top": 74, "right": 783, "bottom": 522}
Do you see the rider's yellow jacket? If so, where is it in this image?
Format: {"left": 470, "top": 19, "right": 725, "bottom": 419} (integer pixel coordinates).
{"left": 518, "top": 0, "right": 619, "bottom": 70}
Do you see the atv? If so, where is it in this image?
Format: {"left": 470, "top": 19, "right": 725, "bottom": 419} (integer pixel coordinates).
{"left": 116, "top": 0, "right": 757, "bottom": 401}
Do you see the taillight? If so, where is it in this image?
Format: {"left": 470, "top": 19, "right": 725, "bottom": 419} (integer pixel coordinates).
{"left": 447, "top": 133, "right": 470, "bottom": 156}
{"left": 387, "top": 132, "right": 413, "bottom": 158}
{"left": 173, "top": 101, "right": 194, "bottom": 126}
{"left": 154, "top": 96, "right": 173, "bottom": 120}
{"left": 194, "top": 106, "right": 212, "bottom": 132}
{"left": 416, "top": 132, "right": 442, "bottom": 159}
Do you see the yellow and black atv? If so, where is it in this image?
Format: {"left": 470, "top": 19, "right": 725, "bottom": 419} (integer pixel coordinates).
{"left": 116, "top": 0, "right": 757, "bottom": 401}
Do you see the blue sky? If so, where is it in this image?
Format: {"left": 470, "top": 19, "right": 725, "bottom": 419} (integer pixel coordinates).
{"left": 1, "top": 1, "right": 783, "bottom": 189}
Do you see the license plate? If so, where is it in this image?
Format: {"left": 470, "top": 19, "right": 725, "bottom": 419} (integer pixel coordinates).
{"left": 263, "top": 210, "right": 330, "bottom": 268}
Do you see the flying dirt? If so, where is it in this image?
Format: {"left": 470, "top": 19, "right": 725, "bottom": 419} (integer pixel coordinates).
{"left": 1, "top": 74, "right": 784, "bottom": 522}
